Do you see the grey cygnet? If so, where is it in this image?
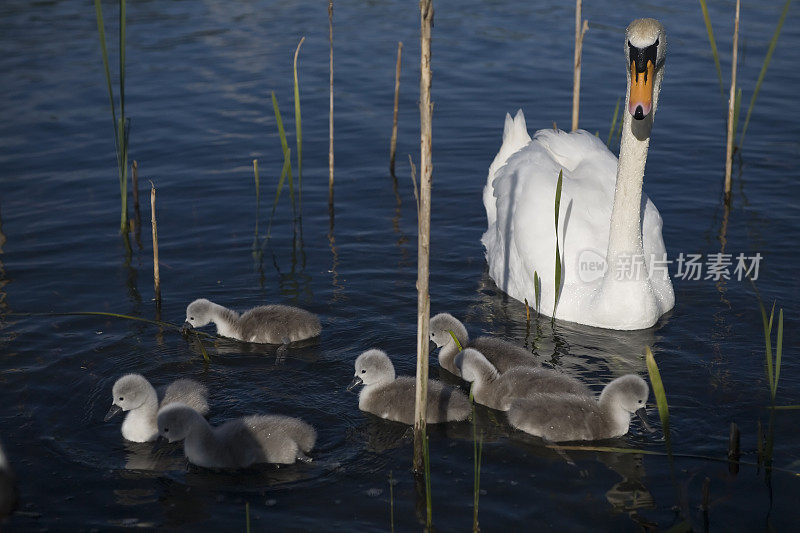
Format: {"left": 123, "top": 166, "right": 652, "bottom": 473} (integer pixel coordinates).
{"left": 347, "top": 349, "right": 471, "bottom": 424}
{"left": 455, "top": 348, "right": 590, "bottom": 410}
{"left": 183, "top": 298, "right": 321, "bottom": 344}
{"left": 429, "top": 313, "right": 538, "bottom": 376}
{"left": 507, "top": 374, "right": 652, "bottom": 442}
{"left": 105, "top": 374, "right": 209, "bottom": 443}
{"left": 157, "top": 403, "right": 316, "bottom": 468}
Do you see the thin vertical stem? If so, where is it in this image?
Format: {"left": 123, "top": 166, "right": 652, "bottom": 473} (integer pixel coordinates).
{"left": 150, "top": 181, "right": 161, "bottom": 307}
{"left": 414, "top": 0, "right": 433, "bottom": 475}
{"left": 390, "top": 41, "right": 403, "bottom": 177}
{"left": 724, "top": 0, "right": 740, "bottom": 201}
{"left": 328, "top": 2, "right": 334, "bottom": 209}
{"left": 131, "top": 160, "right": 139, "bottom": 212}
{"left": 571, "top": 1, "right": 588, "bottom": 131}
{"left": 293, "top": 37, "right": 305, "bottom": 216}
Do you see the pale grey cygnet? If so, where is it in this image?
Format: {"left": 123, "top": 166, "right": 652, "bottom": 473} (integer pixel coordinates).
{"left": 157, "top": 403, "right": 316, "bottom": 468}
{"left": 455, "top": 348, "right": 590, "bottom": 411}
{"left": 183, "top": 298, "right": 321, "bottom": 345}
{"left": 347, "top": 349, "right": 470, "bottom": 424}
{"left": 105, "top": 374, "right": 209, "bottom": 443}
{"left": 429, "top": 313, "right": 538, "bottom": 376}
{"left": 507, "top": 374, "right": 652, "bottom": 442}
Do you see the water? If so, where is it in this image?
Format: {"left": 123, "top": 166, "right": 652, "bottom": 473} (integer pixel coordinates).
{"left": 1, "top": 0, "right": 799, "bottom": 529}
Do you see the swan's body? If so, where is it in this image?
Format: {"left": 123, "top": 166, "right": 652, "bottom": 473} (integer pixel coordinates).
{"left": 429, "top": 313, "right": 538, "bottom": 376}
{"left": 105, "top": 374, "right": 209, "bottom": 443}
{"left": 157, "top": 403, "right": 316, "bottom": 468}
{"left": 184, "top": 298, "right": 321, "bottom": 344}
{"left": 507, "top": 374, "right": 651, "bottom": 442}
{"left": 455, "top": 348, "right": 590, "bottom": 411}
{"left": 348, "top": 349, "right": 471, "bottom": 424}
{"left": 482, "top": 19, "right": 674, "bottom": 330}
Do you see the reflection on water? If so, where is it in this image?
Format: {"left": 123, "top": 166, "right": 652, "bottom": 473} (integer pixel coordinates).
{"left": 599, "top": 452, "right": 657, "bottom": 528}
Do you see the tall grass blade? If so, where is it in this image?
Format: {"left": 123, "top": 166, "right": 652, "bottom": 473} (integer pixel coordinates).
{"left": 553, "top": 170, "right": 564, "bottom": 320}
{"left": 732, "top": 87, "right": 742, "bottom": 142}
{"left": 738, "top": 0, "right": 792, "bottom": 149}
{"left": 271, "top": 92, "right": 296, "bottom": 214}
{"left": 645, "top": 347, "right": 670, "bottom": 441}
{"left": 293, "top": 37, "right": 305, "bottom": 214}
{"left": 762, "top": 302, "right": 775, "bottom": 397}
{"left": 193, "top": 332, "right": 210, "bottom": 363}
{"left": 697, "top": 0, "right": 725, "bottom": 96}
{"left": 774, "top": 309, "right": 783, "bottom": 400}
{"left": 533, "top": 270, "right": 541, "bottom": 315}
{"left": 265, "top": 151, "right": 292, "bottom": 242}
{"left": 448, "top": 330, "right": 463, "bottom": 352}
{"left": 245, "top": 501, "right": 251, "bottom": 533}
{"left": 606, "top": 97, "right": 621, "bottom": 147}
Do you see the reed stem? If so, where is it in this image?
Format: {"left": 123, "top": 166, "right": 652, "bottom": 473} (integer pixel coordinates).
{"left": 131, "top": 160, "right": 139, "bottom": 212}
{"left": 390, "top": 42, "right": 403, "bottom": 177}
{"left": 724, "top": 0, "right": 740, "bottom": 201}
{"left": 150, "top": 181, "right": 161, "bottom": 307}
{"left": 328, "top": 1, "right": 334, "bottom": 209}
{"left": 571, "top": 1, "right": 588, "bottom": 131}
{"left": 293, "top": 37, "right": 305, "bottom": 216}
{"left": 413, "top": 0, "right": 434, "bottom": 475}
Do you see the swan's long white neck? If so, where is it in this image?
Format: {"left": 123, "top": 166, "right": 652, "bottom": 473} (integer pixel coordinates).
{"left": 605, "top": 66, "right": 663, "bottom": 273}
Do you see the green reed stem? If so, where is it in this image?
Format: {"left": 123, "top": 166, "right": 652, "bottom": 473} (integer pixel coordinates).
{"left": 388, "top": 471, "right": 395, "bottom": 533}
{"left": 293, "top": 37, "right": 305, "bottom": 216}
{"left": 552, "top": 170, "right": 563, "bottom": 322}
{"left": 447, "top": 330, "right": 463, "bottom": 352}
{"left": 270, "top": 92, "right": 296, "bottom": 217}
{"left": 245, "top": 502, "right": 250, "bottom": 533}
{"left": 645, "top": 347, "right": 670, "bottom": 447}
{"left": 738, "top": 0, "right": 792, "bottom": 149}
{"left": 697, "top": 0, "right": 725, "bottom": 97}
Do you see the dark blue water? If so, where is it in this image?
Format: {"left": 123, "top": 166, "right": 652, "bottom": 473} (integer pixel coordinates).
{"left": 1, "top": 0, "right": 799, "bottom": 529}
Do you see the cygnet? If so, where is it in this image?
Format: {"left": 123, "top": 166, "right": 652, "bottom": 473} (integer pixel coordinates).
{"left": 157, "top": 403, "right": 316, "bottom": 468}
{"left": 429, "top": 312, "right": 537, "bottom": 376}
{"left": 507, "top": 374, "right": 652, "bottom": 442}
{"left": 455, "top": 348, "right": 590, "bottom": 410}
{"left": 183, "top": 298, "right": 321, "bottom": 344}
{"left": 347, "top": 349, "right": 471, "bottom": 424}
{"left": 105, "top": 374, "right": 209, "bottom": 443}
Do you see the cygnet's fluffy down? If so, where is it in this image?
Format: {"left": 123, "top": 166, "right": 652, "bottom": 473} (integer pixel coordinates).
{"left": 348, "top": 349, "right": 471, "bottom": 424}
{"left": 455, "top": 348, "right": 590, "bottom": 411}
{"left": 157, "top": 403, "right": 316, "bottom": 468}
{"left": 105, "top": 374, "right": 209, "bottom": 443}
{"left": 429, "top": 313, "right": 538, "bottom": 376}
{"left": 507, "top": 374, "right": 652, "bottom": 442}
{"left": 183, "top": 298, "right": 321, "bottom": 344}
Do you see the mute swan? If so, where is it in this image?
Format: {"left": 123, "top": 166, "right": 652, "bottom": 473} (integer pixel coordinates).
{"left": 183, "top": 298, "right": 321, "bottom": 344}
{"left": 507, "top": 374, "right": 652, "bottom": 442}
{"left": 482, "top": 18, "right": 674, "bottom": 330}
{"left": 429, "top": 313, "right": 538, "bottom": 376}
{"left": 105, "top": 374, "right": 209, "bottom": 443}
{"left": 454, "top": 348, "right": 590, "bottom": 410}
{"left": 347, "top": 349, "right": 471, "bottom": 424}
{"left": 157, "top": 403, "right": 316, "bottom": 468}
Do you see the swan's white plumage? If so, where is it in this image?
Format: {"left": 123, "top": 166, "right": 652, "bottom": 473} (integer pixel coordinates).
{"left": 481, "top": 19, "right": 674, "bottom": 330}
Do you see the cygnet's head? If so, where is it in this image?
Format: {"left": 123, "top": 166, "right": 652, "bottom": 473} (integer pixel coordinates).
{"left": 625, "top": 18, "right": 666, "bottom": 120}
{"left": 601, "top": 374, "right": 652, "bottom": 428}
{"left": 347, "top": 349, "right": 396, "bottom": 391}
{"left": 157, "top": 403, "right": 202, "bottom": 443}
{"left": 184, "top": 298, "right": 214, "bottom": 329}
{"left": 453, "top": 348, "right": 495, "bottom": 384}
{"left": 429, "top": 313, "right": 467, "bottom": 349}
{"left": 105, "top": 374, "right": 154, "bottom": 421}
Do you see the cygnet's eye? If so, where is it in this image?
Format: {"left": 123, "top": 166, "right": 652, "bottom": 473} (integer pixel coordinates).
{"left": 164, "top": 427, "right": 169, "bottom": 433}
{"left": 190, "top": 316, "right": 195, "bottom": 321}
{"left": 119, "top": 396, "right": 124, "bottom": 401}
{"left": 638, "top": 400, "right": 643, "bottom": 404}
{"left": 361, "top": 369, "right": 366, "bottom": 374}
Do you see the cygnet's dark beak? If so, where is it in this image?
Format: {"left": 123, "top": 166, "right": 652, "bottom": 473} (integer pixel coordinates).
{"left": 181, "top": 321, "right": 193, "bottom": 336}
{"left": 104, "top": 404, "right": 123, "bottom": 421}
{"left": 635, "top": 407, "right": 655, "bottom": 433}
{"left": 347, "top": 376, "right": 363, "bottom": 391}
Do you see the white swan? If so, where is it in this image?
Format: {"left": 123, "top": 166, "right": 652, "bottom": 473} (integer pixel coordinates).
{"left": 482, "top": 18, "right": 674, "bottom": 330}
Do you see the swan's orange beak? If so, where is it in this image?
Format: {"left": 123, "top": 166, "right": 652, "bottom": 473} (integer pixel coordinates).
{"left": 629, "top": 59, "right": 654, "bottom": 120}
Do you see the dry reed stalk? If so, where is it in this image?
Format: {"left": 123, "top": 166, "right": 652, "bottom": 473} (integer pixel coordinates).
{"left": 571, "top": 0, "right": 588, "bottom": 131}
{"left": 328, "top": 1, "right": 334, "bottom": 207}
{"left": 150, "top": 181, "right": 161, "bottom": 306}
{"left": 724, "top": 0, "right": 740, "bottom": 200}
{"left": 390, "top": 41, "right": 403, "bottom": 177}
{"left": 413, "top": 0, "right": 433, "bottom": 475}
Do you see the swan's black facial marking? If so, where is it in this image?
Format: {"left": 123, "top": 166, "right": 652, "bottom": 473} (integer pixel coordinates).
{"left": 628, "top": 38, "right": 659, "bottom": 80}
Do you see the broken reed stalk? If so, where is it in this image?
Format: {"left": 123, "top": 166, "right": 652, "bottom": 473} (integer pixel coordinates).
{"left": 328, "top": 1, "right": 334, "bottom": 208}
{"left": 724, "top": 0, "right": 740, "bottom": 201}
{"left": 413, "top": 0, "right": 434, "bottom": 475}
{"left": 390, "top": 41, "right": 403, "bottom": 177}
{"left": 571, "top": 0, "right": 588, "bottom": 131}
{"left": 150, "top": 181, "right": 161, "bottom": 307}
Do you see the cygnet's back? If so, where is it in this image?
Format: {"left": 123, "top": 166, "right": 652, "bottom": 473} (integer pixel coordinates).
{"left": 456, "top": 349, "right": 590, "bottom": 411}
{"left": 470, "top": 336, "right": 540, "bottom": 373}
{"left": 161, "top": 378, "right": 209, "bottom": 415}
{"left": 239, "top": 305, "right": 322, "bottom": 344}
{"left": 507, "top": 375, "right": 651, "bottom": 442}
{"left": 349, "top": 349, "right": 470, "bottom": 424}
